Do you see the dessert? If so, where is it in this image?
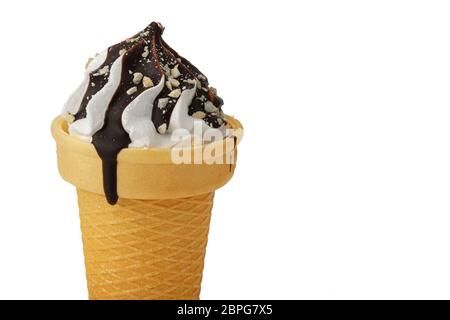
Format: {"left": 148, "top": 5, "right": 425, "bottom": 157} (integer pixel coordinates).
{"left": 52, "top": 22, "right": 243, "bottom": 299}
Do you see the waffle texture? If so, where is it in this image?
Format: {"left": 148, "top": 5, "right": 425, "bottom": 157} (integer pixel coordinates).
{"left": 77, "top": 189, "right": 214, "bottom": 300}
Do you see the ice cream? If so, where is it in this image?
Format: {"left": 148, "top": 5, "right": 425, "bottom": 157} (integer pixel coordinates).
{"left": 62, "top": 22, "right": 227, "bottom": 205}
{"left": 53, "top": 21, "right": 242, "bottom": 300}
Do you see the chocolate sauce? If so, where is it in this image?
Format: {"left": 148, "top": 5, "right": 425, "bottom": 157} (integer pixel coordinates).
{"left": 92, "top": 41, "right": 151, "bottom": 205}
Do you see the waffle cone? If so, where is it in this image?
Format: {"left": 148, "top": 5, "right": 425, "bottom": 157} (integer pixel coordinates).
{"left": 77, "top": 189, "right": 214, "bottom": 300}
{"left": 51, "top": 115, "right": 243, "bottom": 300}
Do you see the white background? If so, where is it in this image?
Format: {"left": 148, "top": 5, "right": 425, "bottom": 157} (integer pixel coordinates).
{"left": 0, "top": 0, "right": 449, "bottom": 299}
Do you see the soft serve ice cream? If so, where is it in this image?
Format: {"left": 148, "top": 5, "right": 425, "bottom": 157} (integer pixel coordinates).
{"left": 62, "top": 22, "right": 227, "bottom": 204}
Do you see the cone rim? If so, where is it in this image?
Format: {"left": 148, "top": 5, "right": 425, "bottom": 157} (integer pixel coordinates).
{"left": 51, "top": 115, "right": 243, "bottom": 164}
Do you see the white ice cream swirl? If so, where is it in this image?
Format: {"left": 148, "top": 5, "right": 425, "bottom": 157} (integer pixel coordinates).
{"left": 62, "top": 22, "right": 226, "bottom": 148}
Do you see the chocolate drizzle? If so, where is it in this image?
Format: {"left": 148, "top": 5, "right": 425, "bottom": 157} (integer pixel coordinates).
{"left": 91, "top": 42, "right": 144, "bottom": 204}
{"left": 67, "top": 22, "right": 226, "bottom": 205}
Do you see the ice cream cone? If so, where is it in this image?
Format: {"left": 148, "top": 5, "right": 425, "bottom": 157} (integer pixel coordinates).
{"left": 51, "top": 116, "right": 242, "bottom": 300}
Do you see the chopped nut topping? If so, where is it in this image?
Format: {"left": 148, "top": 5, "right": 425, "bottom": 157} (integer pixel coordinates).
{"left": 127, "top": 86, "right": 138, "bottom": 95}
{"left": 158, "top": 98, "right": 169, "bottom": 109}
{"left": 143, "top": 76, "right": 154, "bottom": 88}
{"left": 195, "top": 78, "right": 202, "bottom": 89}
{"left": 142, "top": 46, "right": 149, "bottom": 58}
{"left": 132, "top": 72, "right": 143, "bottom": 84}
{"left": 177, "top": 58, "right": 182, "bottom": 63}
{"left": 126, "top": 36, "right": 139, "bottom": 43}
{"left": 168, "top": 88, "right": 182, "bottom": 98}
{"left": 158, "top": 123, "right": 167, "bottom": 134}
{"left": 185, "top": 79, "right": 196, "bottom": 85}
{"left": 163, "top": 64, "right": 171, "bottom": 77}
{"left": 204, "top": 101, "right": 218, "bottom": 113}
{"left": 209, "top": 87, "right": 218, "bottom": 96}
{"left": 119, "top": 49, "right": 127, "bottom": 55}
{"left": 93, "top": 65, "right": 109, "bottom": 76}
{"left": 170, "top": 65, "right": 181, "bottom": 78}
{"left": 192, "top": 111, "right": 206, "bottom": 119}
{"left": 197, "top": 74, "right": 206, "bottom": 81}
{"left": 65, "top": 113, "right": 75, "bottom": 124}
{"left": 207, "top": 87, "right": 219, "bottom": 102}
{"left": 85, "top": 57, "right": 93, "bottom": 70}
{"left": 165, "top": 80, "right": 173, "bottom": 91}
{"left": 169, "top": 78, "right": 180, "bottom": 88}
